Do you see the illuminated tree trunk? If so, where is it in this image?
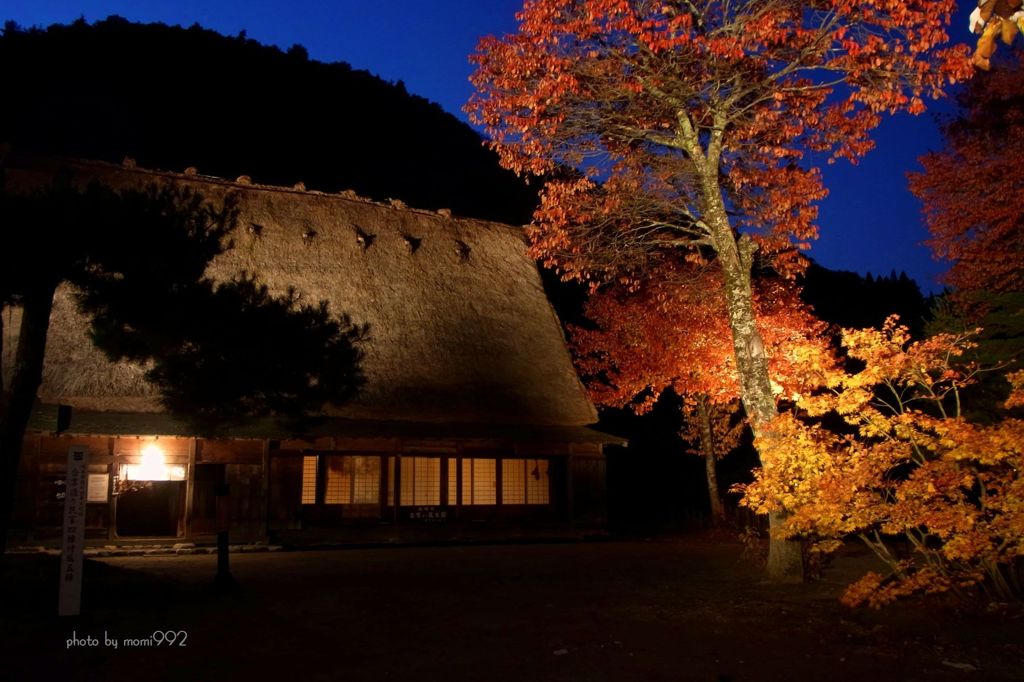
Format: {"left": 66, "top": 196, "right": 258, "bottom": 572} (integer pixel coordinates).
{"left": 695, "top": 396, "right": 726, "bottom": 525}
{"left": 0, "top": 283, "right": 56, "bottom": 558}
{"left": 0, "top": 307, "right": 5, "bottom": 421}
{"left": 702, "top": 176, "right": 803, "bottom": 581}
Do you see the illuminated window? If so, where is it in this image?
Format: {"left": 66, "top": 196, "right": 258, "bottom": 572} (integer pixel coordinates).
{"left": 400, "top": 457, "right": 441, "bottom": 506}
{"left": 462, "top": 459, "right": 496, "bottom": 505}
{"left": 502, "top": 459, "right": 550, "bottom": 505}
{"left": 352, "top": 457, "right": 381, "bottom": 503}
{"left": 526, "top": 460, "right": 550, "bottom": 504}
{"left": 502, "top": 459, "right": 525, "bottom": 504}
{"left": 324, "top": 456, "right": 381, "bottom": 504}
{"left": 301, "top": 456, "right": 318, "bottom": 504}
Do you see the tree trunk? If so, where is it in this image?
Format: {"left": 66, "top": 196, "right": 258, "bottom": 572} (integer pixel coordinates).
{"left": 1, "top": 303, "right": 6, "bottom": 419}
{"left": 0, "top": 283, "right": 56, "bottom": 558}
{"left": 695, "top": 396, "right": 726, "bottom": 525}
{"left": 702, "top": 183, "right": 803, "bottom": 582}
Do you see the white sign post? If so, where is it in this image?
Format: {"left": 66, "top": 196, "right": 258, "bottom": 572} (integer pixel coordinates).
{"left": 59, "top": 446, "right": 88, "bottom": 616}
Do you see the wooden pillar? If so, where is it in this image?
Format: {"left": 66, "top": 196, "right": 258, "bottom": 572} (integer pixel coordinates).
{"left": 183, "top": 437, "right": 197, "bottom": 539}
{"left": 440, "top": 456, "right": 448, "bottom": 511}
{"left": 28, "top": 434, "right": 41, "bottom": 542}
{"left": 106, "top": 437, "right": 115, "bottom": 541}
{"left": 261, "top": 439, "right": 271, "bottom": 542}
{"left": 495, "top": 456, "right": 503, "bottom": 511}
{"left": 111, "top": 439, "right": 120, "bottom": 540}
{"left": 316, "top": 451, "right": 326, "bottom": 508}
{"left": 214, "top": 482, "right": 233, "bottom": 588}
{"left": 378, "top": 452, "right": 387, "bottom": 520}
{"left": 454, "top": 446, "right": 463, "bottom": 521}
{"left": 392, "top": 452, "right": 401, "bottom": 523}
{"left": 566, "top": 444, "right": 576, "bottom": 524}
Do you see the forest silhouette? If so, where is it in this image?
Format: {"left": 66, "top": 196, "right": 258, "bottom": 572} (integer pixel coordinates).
{"left": 0, "top": 16, "right": 537, "bottom": 225}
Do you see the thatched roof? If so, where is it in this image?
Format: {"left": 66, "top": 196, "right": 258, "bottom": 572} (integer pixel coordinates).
{"left": 3, "top": 156, "right": 598, "bottom": 428}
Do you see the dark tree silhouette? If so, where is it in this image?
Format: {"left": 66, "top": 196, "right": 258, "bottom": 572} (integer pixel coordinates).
{"left": 799, "top": 261, "right": 928, "bottom": 336}
{"left": 85, "top": 275, "right": 366, "bottom": 430}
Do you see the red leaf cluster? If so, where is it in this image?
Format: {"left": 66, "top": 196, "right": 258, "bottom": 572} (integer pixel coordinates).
{"left": 468, "top": 0, "right": 972, "bottom": 283}
{"left": 910, "top": 53, "right": 1024, "bottom": 297}
{"left": 571, "top": 263, "right": 831, "bottom": 412}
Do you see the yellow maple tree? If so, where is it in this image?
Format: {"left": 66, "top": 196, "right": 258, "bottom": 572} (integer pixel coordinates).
{"left": 741, "top": 318, "right": 1024, "bottom": 607}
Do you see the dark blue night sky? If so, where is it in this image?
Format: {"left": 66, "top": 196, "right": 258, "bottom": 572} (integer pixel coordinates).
{"left": 4, "top": 0, "right": 982, "bottom": 293}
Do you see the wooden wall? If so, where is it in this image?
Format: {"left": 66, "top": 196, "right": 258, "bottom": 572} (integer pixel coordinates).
{"left": 14, "top": 434, "right": 267, "bottom": 543}
{"left": 13, "top": 432, "right": 608, "bottom": 545}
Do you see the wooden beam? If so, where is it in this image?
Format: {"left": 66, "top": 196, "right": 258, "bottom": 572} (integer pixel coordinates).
{"left": 183, "top": 437, "right": 197, "bottom": 539}
{"left": 261, "top": 439, "right": 271, "bottom": 542}
{"left": 566, "top": 444, "right": 575, "bottom": 524}
{"left": 106, "top": 437, "right": 115, "bottom": 541}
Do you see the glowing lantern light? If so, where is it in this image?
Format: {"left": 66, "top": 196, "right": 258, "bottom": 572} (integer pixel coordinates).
{"left": 123, "top": 442, "right": 186, "bottom": 481}
{"left": 137, "top": 444, "right": 165, "bottom": 479}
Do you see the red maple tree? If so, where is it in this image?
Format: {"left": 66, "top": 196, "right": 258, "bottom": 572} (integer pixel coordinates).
{"left": 910, "top": 52, "right": 1024, "bottom": 298}
{"left": 469, "top": 0, "right": 970, "bottom": 579}
{"left": 572, "top": 264, "right": 830, "bottom": 522}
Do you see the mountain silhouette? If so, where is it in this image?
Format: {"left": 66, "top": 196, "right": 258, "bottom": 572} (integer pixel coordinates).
{"left": 0, "top": 16, "right": 537, "bottom": 224}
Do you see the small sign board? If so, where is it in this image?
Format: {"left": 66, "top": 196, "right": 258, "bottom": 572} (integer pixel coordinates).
{"left": 87, "top": 474, "right": 109, "bottom": 503}
{"left": 407, "top": 506, "right": 448, "bottom": 522}
{"left": 59, "top": 446, "right": 88, "bottom": 616}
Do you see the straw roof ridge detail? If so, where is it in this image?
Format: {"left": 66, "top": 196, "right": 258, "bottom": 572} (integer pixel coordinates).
{"left": 26, "top": 154, "right": 529, "bottom": 235}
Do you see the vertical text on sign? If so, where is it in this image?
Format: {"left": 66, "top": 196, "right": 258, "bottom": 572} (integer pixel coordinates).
{"left": 59, "top": 446, "right": 89, "bottom": 617}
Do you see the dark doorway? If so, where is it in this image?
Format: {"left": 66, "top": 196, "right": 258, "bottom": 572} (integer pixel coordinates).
{"left": 115, "top": 481, "right": 186, "bottom": 537}
{"left": 269, "top": 456, "right": 303, "bottom": 531}
{"left": 191, "top": 463, "right": 226, "bottom": 536}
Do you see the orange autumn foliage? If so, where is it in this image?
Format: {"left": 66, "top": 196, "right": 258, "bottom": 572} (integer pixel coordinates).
{"left": 571, "top": 265, "right": 832, "bottom": 521}
{"left": 571, "top": 265, "right": 830, "bottom": 413}
{"left": 741, "top": 317, "right": 1024, "bottom": 607}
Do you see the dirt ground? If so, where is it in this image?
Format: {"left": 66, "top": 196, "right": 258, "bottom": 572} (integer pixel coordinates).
{"left": 2, "top": 536, "right": 1021, "bottom": 682}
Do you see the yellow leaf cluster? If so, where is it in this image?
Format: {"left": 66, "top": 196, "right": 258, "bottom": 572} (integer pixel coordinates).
{"left": 742, "top": 318, "right": 1024, "bottom": 606}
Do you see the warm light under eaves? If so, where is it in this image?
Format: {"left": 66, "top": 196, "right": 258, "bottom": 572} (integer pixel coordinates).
{"left": 123, "top": 443, "right": 185, "bottom": 481}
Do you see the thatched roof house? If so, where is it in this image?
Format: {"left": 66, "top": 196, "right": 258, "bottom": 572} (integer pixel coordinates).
{"left": 5, "top": 156, "right": 598, "bottom": 427}
{"left": 4, "top": 156, "right": 617, "bottom": 545}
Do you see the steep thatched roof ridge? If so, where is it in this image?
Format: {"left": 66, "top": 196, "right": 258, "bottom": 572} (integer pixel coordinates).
{"left": 4, "top": 156, "right": 598, "bottom": 427}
